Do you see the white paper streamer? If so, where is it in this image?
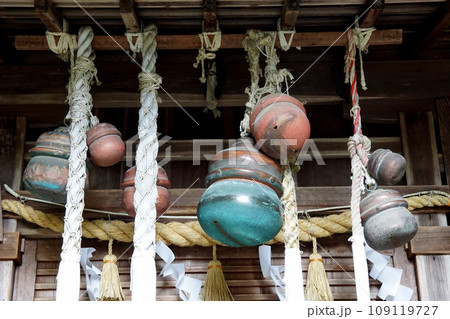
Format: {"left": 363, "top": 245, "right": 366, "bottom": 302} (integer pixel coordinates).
{"left": 259, "top": 245, "right": 286, "bottom": 301}
{"left": 155, "top": 241, "right": 203, "bottom": 301}
{"left": 80, "top": 247, "right": 102, "bottom": 301}
{"left": 365, "top": 245, "right": 413, "bottom": 301}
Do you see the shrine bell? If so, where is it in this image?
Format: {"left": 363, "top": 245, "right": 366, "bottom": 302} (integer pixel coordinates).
{"left": 250, "top": 93, "right": 310, "bottom": 162}
{"left": 197, "top": 138, "right": 283, "bottom": 247}
{"left": 360, "top": 189, "right": 418, "bottom": 251}
{"left": 23, "top": 126, "right": 90, "bottom": 204}
{"left": 367, "top": 149, "right": 406, "bottom": 185}
{"left": 87, "top": 122, "right": 125, "bottom": 167}
{"left": 121, "top": 165, "right": 171, "bottom": 217}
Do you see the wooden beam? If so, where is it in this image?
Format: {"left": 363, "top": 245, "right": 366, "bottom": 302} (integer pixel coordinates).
{"left": 2, "top": 185, "right": 448, "bottom": 219}
{"left": 12, "top": 117, "right": 26, "bottom": 190}
{"left": 359, "top": 0, "right": 385, "bottom": 28}
{"left": 14, "top": 29, "right": 402, "bottom": 51}
{"left": 203, "top": 0, "right": 217, "bottom": 32}
{"left": 119, "top": 0, "right": 140, "bottom": 33}
{"left": 408, "top": 226, "right": 450, "bottom": 258}
{"left": 33, "top": 0, "right": 63, "bottom": 33}
{"left": 415, "top": 0, "right": 450, "bottom": 56}
{"left": 437, "top": 97, "right": 450, "bottom": 184}
{"left": 281, "top": 0, "right": 301, "bottom": 31}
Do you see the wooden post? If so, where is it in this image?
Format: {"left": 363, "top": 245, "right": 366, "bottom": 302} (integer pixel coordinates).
{"left": 13, "top": 240, "right": 38, "bottom": 301}
{"left": 34, "top": 0, "right": 63, "bottom": 32}
{"left": 120, "top": 0, "right": 140, "bottom": 33}
{"left": 436, "top": 97, "right": 450, "bottom": 184}
{"left": 0, "top": 219, "right": 18, "bottom": 301}
{"left": 281, "top": 0, "right": 301, "bottom": 31}
{"left": 12, "top": 117, "right": 26, "bottom": 190}
{"left": 0, "top": 191, "right": 3, "bottom": 243}
{"left": 400, "top": 111, "right": 450, "bottom": 301}
{"left": 203, "top": 0, "right": 217, "bottom": 32}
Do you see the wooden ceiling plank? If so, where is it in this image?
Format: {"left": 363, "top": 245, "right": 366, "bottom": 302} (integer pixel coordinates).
{"left": 120, "top": 0, "right": 140, "bottom": 33}
{"left": 203, "top": 0, "right": 217, "bottom": 32}
{"left": 14, "top": 29, "right": 402, "bottom": 50}
{"left": 415, "top": 0, "right": 450, "bottom": 55}
{"left": 281, "top": 0, "right": 301, "bottom": 30}
{"left": 359, "top": 0, "right": 385, "bottom": 28}
{"left": 33, "top": 0, "right": 63, "bottom": 32}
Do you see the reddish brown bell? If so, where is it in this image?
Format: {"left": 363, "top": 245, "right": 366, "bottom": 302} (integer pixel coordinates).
{"left": 367, "top": 149, "right": 406, "bottom": 185}
{"left": 121, "top": 165, "right": 171, "bottom": 217}
{"left": 87, "top": 123, "right": 125, "bottom": 167}
{"left": 250, "top": 93, "right": 310, "bottom": 161}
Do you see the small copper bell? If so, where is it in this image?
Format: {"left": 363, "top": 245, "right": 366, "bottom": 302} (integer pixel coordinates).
{"left": 360, "top": 189, "right": 418, "bottom": 251}
{"left": 87, "top": 123, "right": 125, "bottom": 167}
{"left": 367, "top": 149, "right": 406, "bottom": 185}
{"left": 250, "top": 93, "right": 310, "bottom": 162}
{"left": 121, "top": 165, "right": 171, "bottom": 217}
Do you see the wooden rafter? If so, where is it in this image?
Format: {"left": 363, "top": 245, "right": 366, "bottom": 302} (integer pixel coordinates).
{"left": 415, "top": 0, "right": 450, "bottom": 55}
{"left": 359, "top": 0, "right": 385, "bottom": 28}
{"left": 119, "top": 0, "right": 140, "bottom": 33}
{"left": 203, "top": 0, "right": 217, "bottom": 32}
{"left": 14, "top": 29, "right": 402, "bottom": 51}
{"left": 281, "top": 0, "right": 301, "bottom": 31}
{"left": 33, "top": 0, "right": 63, "bottom": 32}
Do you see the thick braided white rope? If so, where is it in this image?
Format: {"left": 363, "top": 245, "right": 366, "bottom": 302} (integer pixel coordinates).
{"left": 345, "top": 27, "right": 376, "bottom": 301}
{"left": 281, "top": 164, "right": 305, "bottom": 301}
{"left": 56, "top": 26, "right": 98, "bottom": 301}
{"left": 127, "top": 24, "right": 161, "bottom": 301}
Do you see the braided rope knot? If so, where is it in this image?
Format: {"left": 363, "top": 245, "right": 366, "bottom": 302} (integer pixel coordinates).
{"left": 193, "top": 28, "right": 222, "bottom": 83}
{"left": 45, "top": 20, "right": 77, "bottom": 64}
{"left": 138, "top": 72, "right": 162, "bottom": 94}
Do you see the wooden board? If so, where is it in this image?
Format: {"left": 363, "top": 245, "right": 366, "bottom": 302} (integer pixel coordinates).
{"left": 0, "top": 219, "right": 17, "bottom": 301}
{"left": 0, "top": 232, "right": 21, "bottom": 264}
{"left": 30, "top": 235, "right": 384, "bottom": 301}
{"left": 400, "top": 111, "right": 450, "bottom": 301}
{"left": 13, "top": 239, "right": 38, "bottom": 301}
{"left": 408, "top": 226, "right": 450, "bottom": 257}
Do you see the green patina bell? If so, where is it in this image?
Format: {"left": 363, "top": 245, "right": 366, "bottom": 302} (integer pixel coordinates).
{"left": 197, "top": 138, "right": 283, "bottom": 247}
{"left": 22, "top": 127, "right": 89, "bottom": 204}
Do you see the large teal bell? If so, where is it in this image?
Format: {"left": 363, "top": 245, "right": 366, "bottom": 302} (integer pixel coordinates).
{"left": 197, "top": 138, "right": 283, "bottom": 247}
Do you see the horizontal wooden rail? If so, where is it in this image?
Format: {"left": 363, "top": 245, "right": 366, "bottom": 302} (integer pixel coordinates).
{"left": 15, "top": 29, "right": 402, "bottom": 50}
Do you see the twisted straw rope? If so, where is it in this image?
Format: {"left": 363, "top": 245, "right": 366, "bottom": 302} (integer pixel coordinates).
{"left": 3, "top": 194, "right": 448, "bottom": 247}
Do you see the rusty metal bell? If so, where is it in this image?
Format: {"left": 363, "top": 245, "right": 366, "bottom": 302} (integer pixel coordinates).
{"left": 250, "top": 93, "right": 310, "bottom": 162}
{"left": 360, "top": 189, "right": 418, "bottom": 251}
{"left": 87, "top": 123, "right": 125, "bottom": 167}
{"left": 367, "top": 149, "right": 406, "bottom": 185}
{"left": 121, "top": 165, "right": 171, "bottom": 217}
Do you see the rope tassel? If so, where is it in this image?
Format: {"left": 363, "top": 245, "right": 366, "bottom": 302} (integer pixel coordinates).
{"left": 202, "top": 245, "right": 233, "bottom": 301}
{"left": 98, "top": 238, "right": 124, "bottom": 301}
{"left": 305, "top": 237, "right": 333, "bottom": 301}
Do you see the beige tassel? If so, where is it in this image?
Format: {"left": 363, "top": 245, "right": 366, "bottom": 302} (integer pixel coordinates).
{"left": 305, "top": 237, "right": 334, "bottom": 301}
{"left": 202, "top": 245, "right": 234, "bottom": 301}
{"left": 98, "top": 238, "right": 124, "bottom": 301}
